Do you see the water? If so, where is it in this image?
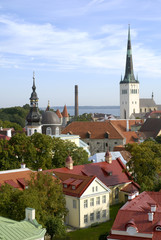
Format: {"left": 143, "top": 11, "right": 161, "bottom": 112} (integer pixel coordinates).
{"left": 42, "top": 106, "right": 120, "bottom": 116}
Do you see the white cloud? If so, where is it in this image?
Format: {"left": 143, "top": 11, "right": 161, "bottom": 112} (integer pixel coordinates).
{"left": 0, "top": 15, "right": 161, "bottom": 78}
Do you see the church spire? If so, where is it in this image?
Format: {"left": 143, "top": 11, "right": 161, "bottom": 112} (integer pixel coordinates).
{"left": 32, "top": 71, "right": 36, "bottom": 92}
{"left": 121, "top": 25, "right": 138, "bottom": 84}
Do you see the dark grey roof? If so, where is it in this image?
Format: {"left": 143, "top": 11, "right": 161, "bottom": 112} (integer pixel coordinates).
{"left": 42, "top": 111, "right": 60, "bottom": 125}
{"left": 140, "top": 98, "right": 157, "bottom": 108}
{"left": 139, "top": 118, "right": 161, "bottom": 138}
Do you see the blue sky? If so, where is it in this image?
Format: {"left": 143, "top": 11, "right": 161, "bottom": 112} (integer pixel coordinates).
{"left": 0, "top": 0, "right": 161, "bottom": 107}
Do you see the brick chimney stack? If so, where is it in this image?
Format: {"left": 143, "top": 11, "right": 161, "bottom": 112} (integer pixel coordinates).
{"left": 75, "top": 85, "right": 79, "bottom": 117}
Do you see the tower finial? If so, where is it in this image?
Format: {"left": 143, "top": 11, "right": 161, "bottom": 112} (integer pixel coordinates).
{"left": 128, "top": 24, "right": 130, "bottom": 40}
{"left": 32, "top": 71, "right": 36, "bottom": 92}
{"left": 46, "top": 100, "right": 50, "bottom": 111}
{"left": 152, "top": 92, "right": 154, "bottom": 99}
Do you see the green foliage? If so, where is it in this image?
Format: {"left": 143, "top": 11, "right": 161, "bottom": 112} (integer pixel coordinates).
{"left": 71, "top": 113, "right": 93, "bottom": 122}
{"left": 126, "top": 141, "right": 161, "bottom": 191}
{"left": 155, "top": 134, "right": 161, "bottom": 144}
{"left": 0, "top": 105, "right": 30, "bottom": 128}
{"left": 0, "top": 133, "right": 89, "bottom": 171}
{"left": 0, "top": 119, "right": 22, "bottom": 131}
{"left": 0, "top": 172, "right": 67, "bottom": 237}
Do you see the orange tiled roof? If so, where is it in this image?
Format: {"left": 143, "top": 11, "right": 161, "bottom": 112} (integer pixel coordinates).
{"left": 62, "top": 121, "right": 124, "bottom": 139}
{"left": 56, "top": 109, "right": 63, "bottom": 118}
{"left": 0, "top": 134, "right": 10, "bottom": 140}
{"left": 62, "top": 105, "right": 69, "bottom": 117}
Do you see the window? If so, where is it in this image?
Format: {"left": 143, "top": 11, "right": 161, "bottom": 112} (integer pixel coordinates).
{"left": 84, "top": 200, "right": 88, "bottom": 208}
{"left": 55, "top": 127, "right": 59, "bottom": 135}
{"left": 96, "top": 197, "right": 100, "bottom": 205}
{"left": 97, "top": 142, "right": 100, "bottom": 144}
{"left": 72, "top": 185, "right": 76, "bottom": 190}
{"left": 102, "top": 195, "right": 106, "bottom": 203}
{"left": 115, "top": 187, "right": 119, "bottom": 200}
{"left": 63, "top": 184, "right": 67, "bottom": 188}
{"left": 46, "top": 127, "right": 51, "bottom": 135}
{"left": 122, "top": 89, "right": 127, "bottom": 94}
{"left": 34, "top": 129, "right": 37, "bottom": 133}
{"left": 114, "top": 141, "right": 117, "bottom": 144}
{"left": 73, "top": 200, "right": 77, "bottom": 208}
{"left": 92, "top": 187, "right": 94, "bottom": 192}
{"left": 90, "top": 213, "right": 94, "bottom": 222}
{"left": 84, "top": 214, "right": 88, "bottom": 223}
{"left": 96, "top": 211, "right": 100, "bottom": 220}
{"left": 90, "top": 198, "right": 94, "bottom": 207}
{"left": 102, "top": 210, "right": 106, "bottom": 218}
{"left": 96, "top": 186, "right": 98, "bottom": 191}
{"left": 29, "top": 129, "right": 31, "bottom": 136}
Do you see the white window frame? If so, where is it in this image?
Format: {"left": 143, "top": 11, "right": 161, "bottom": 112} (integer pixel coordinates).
{"left": 96, "top": 211, "right": 100, "bottom": 220}
{"left": 84, "top": 199, "right": 88, "bottom": 208}
{"left": 102, "top": 195, "right": 106, "bottom": 204}
{"left": 90, "top": 198, "right": 94, "bottom": 207}
{"left": 90, "top": 213, "right": 94, "bottom": 222}
{"left": 96, "top": 197, "right": 100, "bottom": 205}
{"left": 84, "top": 214, "right": 88, "bottom": 223}
{"left": 102, "top": 210, "right": 106, "bottom": 218}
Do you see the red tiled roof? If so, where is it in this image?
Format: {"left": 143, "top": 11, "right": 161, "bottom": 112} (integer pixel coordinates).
{"left": 56, "top": 109, "right": 63, "bottom": 118}
{"left": 50, "top": 158, "right": 138, "bottom": 189}
{"left": 62, "top": 105, "right": 69, "bottom": 117}
{"left": 110, "top": 191, "right": 161, "bottom": 239}
{"left": 121, "top": 182, "right": 139, "bottom": 193}
{"left": 51, "top": 172, "right": 95, "bottom": 197}
{"left": 62, "top": 121, "right": 124, "bottom": 139}
{"left": 0, "top": 170, "right": 33, "bottom": 190}
{"left": 107, "top": 234, "right": 150, "bottom": 240}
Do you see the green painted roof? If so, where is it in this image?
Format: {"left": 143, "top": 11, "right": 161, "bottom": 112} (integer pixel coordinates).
{"left": 0, "top": 216, "right": 46, "bottom": 240}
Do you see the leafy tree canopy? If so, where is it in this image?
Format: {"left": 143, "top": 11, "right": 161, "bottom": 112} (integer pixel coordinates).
{"left": 0, "top": 133, "right": 89, "bottom": 171}
{"left": 0, "top": 172, "right": 67, "bottom": 238}
{"left": 70, "top": 113, "right": 93, "bottom": 122}
{"left": 126, "top": 140, "right": 161, "bottom": 191}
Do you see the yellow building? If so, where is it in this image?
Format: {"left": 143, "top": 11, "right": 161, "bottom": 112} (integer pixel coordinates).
{"left": 54, "top": 172, "right": 110, "bottom": 228}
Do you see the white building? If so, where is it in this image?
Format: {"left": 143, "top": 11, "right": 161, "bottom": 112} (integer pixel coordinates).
{"left": 120, "top": 26, "right": 140, "bottom": 119}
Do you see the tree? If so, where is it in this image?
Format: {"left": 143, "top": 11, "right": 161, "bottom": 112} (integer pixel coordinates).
{"left": 52, "top": 137, "right": 89, "bottom": 168}
{"left": 0, "top": 172, "right": 67, "bottom": 237}
{"left": 126, "top": 141, "right": 161, "bottom": 191}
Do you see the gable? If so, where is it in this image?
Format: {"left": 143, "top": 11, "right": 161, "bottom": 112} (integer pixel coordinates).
{"left": 81, "top": 177, "right": 110, "bottom": 198}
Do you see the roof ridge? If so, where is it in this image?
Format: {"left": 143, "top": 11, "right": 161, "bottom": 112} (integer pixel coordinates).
{"left": 109, "top": 121, "right": 125, "bottom": 139}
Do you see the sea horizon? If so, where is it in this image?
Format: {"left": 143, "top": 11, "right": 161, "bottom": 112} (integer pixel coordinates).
{"left": 40, "top": 105, "right": 120, "bottom": 116}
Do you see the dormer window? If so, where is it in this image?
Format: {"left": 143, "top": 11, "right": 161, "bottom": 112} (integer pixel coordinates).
{"left": 72, "top": 185, "right": 76, "bottom": 190}
{"left": 64, "top": 184, "right": 67, "bottom": 188}
{"left": 105, "top": 132, "right": 109, "bottom": 138}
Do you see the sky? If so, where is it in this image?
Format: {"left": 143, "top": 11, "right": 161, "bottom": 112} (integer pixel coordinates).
{"left": 0, "top": 0, "right": 161, "bottom": 108}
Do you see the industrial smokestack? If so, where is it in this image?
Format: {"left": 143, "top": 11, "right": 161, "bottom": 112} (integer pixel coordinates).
{"left": 75, "top": 85, "right": 79, "bottom": 117}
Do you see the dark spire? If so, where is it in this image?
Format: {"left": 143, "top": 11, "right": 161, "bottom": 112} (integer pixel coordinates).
{"left": 26, "top": 73, "right": 42, "bottom": 126}
{"left": 152, "top": 92, "right": 154, "bottom": 99}
{"left": 30, "top": 72, "right": 38, "bottom": 102}
{"left": 46, "top": 100, "right": 50, "bottom": 111}
{"left": 120, "top": 25, "right": 138, "bottom": 84}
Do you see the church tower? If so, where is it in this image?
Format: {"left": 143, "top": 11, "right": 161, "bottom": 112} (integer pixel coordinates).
{"left": 26, "top": 73, "right": 42, "bottom": 136}
{"left": 120, "top": 25, "right": 140, "bottom": 119}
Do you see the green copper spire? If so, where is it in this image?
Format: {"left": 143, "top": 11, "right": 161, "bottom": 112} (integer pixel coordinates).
{"left": 120, "top": 25, "right": 139, "bottom": 84}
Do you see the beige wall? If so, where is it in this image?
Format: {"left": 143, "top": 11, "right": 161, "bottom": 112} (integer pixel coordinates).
{"left": 65, "top": 178, "right": 110, "bottom": 228}
{"left": 109, "top": 183, "right": 130, "bottom": 205}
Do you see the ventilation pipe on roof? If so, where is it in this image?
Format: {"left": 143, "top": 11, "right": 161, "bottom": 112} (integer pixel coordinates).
{"left": 126, "top": 120, "right": 129, "bottom": 132}
{"left": 21, "top": 163, "right": 26, "bottom": 169}
{"left": 148, "top": 212, "right": 154, "bottom": 222}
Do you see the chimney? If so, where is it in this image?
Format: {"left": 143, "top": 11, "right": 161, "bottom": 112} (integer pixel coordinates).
{"left": 105, "top": 150, "right": 112, "bottom": 164}
{"left": 21, "top": 163, "right": 26, "bottom": 169}
{"left": 25, "top": 207, "right": 35, "bottom": 221}
{"left": 65, "top": 156, "right": 74, "bottom": 170}
{"left": 75, "top": 85, "right": 79, "bottom": 117}
{"left": 148, "top": 212, "right": 154, "bottom": 222}
{"left": 128, "top": 193, "right": 136, "bottom": 201}
{"left": 38, "top": 168, "right": 42, "bottom": 171}
{"left": 126, "top": 119, "right": 129, "bottom": 132}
